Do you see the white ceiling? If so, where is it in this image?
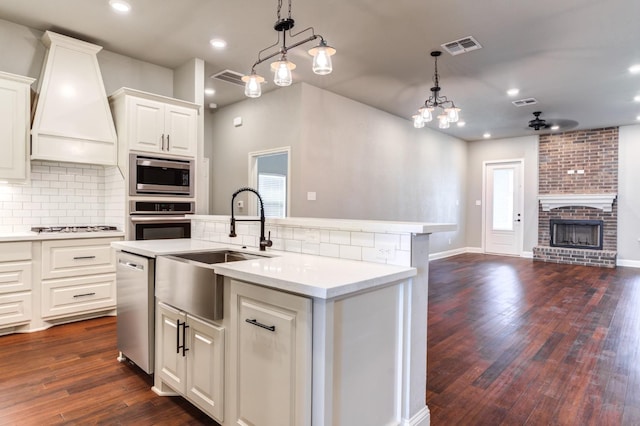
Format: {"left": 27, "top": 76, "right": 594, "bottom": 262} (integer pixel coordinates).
{"left": 1, "top": 0, "right": 639, "bottom": 141}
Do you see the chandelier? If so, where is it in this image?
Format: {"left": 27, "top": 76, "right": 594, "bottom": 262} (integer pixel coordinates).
{"left": 242, "top": 0, "right": 336, "bottom": 98}
{"left": 413, "top": 50, "right": 461, "bottom": 129}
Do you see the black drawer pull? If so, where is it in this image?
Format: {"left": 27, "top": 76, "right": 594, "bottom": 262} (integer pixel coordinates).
{"left": 245, "top": 318, "right": 276, "bottom": 332}
{"left": 73, "top": 292, "right": 96, "bottom": 298}
{"left": 73, "top": 256, "right": 96, "bottom": 260}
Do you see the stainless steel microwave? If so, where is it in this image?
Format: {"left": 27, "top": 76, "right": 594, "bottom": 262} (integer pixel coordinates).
{"left": 130, "top": 153, "right": 194, "bottom": 197}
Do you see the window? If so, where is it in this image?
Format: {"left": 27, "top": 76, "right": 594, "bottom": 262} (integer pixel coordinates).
{"left": 492, "top": 168, "right": 514, "bottom": 231}
{"left": 258, "top": 173, "right": 286, "bottom": 218}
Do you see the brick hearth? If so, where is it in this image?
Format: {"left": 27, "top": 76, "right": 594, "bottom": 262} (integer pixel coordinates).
{"left": 534, "top": 127, "right": 618, "bottom": 268}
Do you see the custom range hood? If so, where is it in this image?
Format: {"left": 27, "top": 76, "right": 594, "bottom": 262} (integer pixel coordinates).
{"left": 31, "top": 31, "right": 117, "bottom": 166}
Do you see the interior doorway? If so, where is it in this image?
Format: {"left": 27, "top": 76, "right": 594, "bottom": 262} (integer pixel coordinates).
{"left": 248, "top": 147, "right": 290, "bottom": 218}
{"left": 483, "top": 160, "right": 524, "bottom": 256}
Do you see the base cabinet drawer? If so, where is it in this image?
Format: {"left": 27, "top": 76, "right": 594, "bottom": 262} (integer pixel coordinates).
{"left": 0, "top": 292, "right": 32, "bottom": 327}
{"left": 41, "top": 273, "right": 116, "bottom": 319}
{"left": 42, "top": 238, "right": 119, "bottom": 279}
{"left": 0, "top": 261, "right": 32, "bottom": 294}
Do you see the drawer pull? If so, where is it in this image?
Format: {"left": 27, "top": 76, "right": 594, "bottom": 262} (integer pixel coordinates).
{"left": 73, "top": 292, "right": 96, "bottom": 298}
{"left": 73, "top": 256, "right": 96, "bottom": 260}
{"left": 245, "top": 318, "right": 276, "bottom": 332}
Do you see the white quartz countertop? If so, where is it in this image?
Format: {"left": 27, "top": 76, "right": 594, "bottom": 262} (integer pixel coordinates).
{"left": 0, "top": 231, "right": 125, "bottom": 242}
{"left": 112, "top": 239, "right": 416, "bottom": 299}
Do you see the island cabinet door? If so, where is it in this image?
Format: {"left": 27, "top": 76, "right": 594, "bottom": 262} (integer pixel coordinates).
{"left": 156, "top": 302, "right": 187, "bottom": 393}
{"left": 185, "top": 313, "right": 225, "bottom": 422}
{"left": 230, "top": 280, "right": 312, "bottom": 426}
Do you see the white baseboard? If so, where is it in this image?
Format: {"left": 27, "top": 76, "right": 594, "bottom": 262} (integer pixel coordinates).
{"left": 466, "top": 246, "right": 483, "bottom": 253}
{"left": 429, "top": 247, "right": 466, "bottom": 260}
{"left": 401, "top": 405, "right": 431, "bottom": 426}
{"left": 522, "top": 251, "right": 533, "bottom": 258}
{"left": 617, "top": 259, "right": 640, "bottom": 268}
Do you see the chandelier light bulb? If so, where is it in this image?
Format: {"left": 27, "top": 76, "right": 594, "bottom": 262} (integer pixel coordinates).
{"left": 438, "top": 114, "right": 450, "bottom": 129}
{"left": 419, "top": 106, "right": 433, "bottom": 122}
{"left": 412, "top": 114, "right": 425, "bottom": 128}
{"left": 241, "top": 73, "right": 265, "bottom": 98}
{"left": 308, "top": 42, "right": 336, "bottom": 75}
{"left": 271, "top": 58, "right": 296, "bottom": 86}
{"left": 445, "top": 107, "right": 460, "bottom": 123}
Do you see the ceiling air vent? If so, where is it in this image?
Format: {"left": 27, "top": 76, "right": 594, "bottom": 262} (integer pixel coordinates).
{"left": 441, "top": 36, "right": 482, "bottom": 56}
{"left": 512, "top": 97, "right": 538, "bottom": 107}
{"left": 210, "top": 69, "right": 245, "bottom": 86}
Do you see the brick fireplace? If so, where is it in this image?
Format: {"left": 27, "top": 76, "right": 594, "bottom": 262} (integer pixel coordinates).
{"left": 533, "top": 127, "right": 618, "bottom": 268}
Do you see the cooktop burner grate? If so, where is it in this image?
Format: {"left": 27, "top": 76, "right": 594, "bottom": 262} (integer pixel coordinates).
{"left": 31, "top": 225, "right": 119, "bottom": 233}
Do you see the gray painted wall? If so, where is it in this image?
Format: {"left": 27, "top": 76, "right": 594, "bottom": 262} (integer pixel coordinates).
{"left": 617, "top": 124, "right": 640, "bottom": 263}
{"left": 206, "top": 83, "right": 467, "bottom": 254}
{"left": 466, "top": 136, "right": 539, "bottom": 252}
{"left": 0, "top": 18, "right": 173, "bottom": 96}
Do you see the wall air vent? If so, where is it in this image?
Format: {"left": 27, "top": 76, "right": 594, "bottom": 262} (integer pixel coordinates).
{"left": 210, "top": 69, "right": 245, "bottom": 86}
{"left": 512, "top": 97, "right": 538, "bottom": 107}
{"left": 441, "top": 36, "right": 482, "bottom": 56}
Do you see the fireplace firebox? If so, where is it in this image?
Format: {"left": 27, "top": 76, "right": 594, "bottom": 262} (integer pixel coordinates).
{"left": 550, "top": 219, "right": 603, "bottom": 250}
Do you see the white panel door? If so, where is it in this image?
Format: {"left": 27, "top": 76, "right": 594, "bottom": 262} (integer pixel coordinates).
{"left": 484, "top": 161, "right": 523, "bottom": 255}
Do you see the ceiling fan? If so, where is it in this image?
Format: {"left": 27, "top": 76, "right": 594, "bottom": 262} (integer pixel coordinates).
{"left": 528, "top": 111, "right": 551, "bottom": 131}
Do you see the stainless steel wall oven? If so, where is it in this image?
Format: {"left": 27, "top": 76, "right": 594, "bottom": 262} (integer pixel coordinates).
{"left": 130, "top": 201, "right": 194, "bottom": 240}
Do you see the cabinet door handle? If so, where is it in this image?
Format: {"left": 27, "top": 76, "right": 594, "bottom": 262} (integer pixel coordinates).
{"left": 245, "top": 318, "right": 276, "bottom": 332}
{"left": 73, "top": 292, "right": 96, "bottom": 298}
{"left": 166, "top": 134, "right": 170, "bottom": 151}
{"left": 176, "top": 319, "right": 190, "bottom": 357}
{"left": 161, "top": 134, "right": 166, "bottom": 151}
{"left": 73, "top": 256, "right": 96, "bottom": 260}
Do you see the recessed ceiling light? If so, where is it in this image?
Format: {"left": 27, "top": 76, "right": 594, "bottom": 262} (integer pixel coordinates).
{"left": 210, "top": 39, "right": 227, "bottom": 49}
{"left": 634, "top": 95, "right": 640, "bottom": 102}
{"left": 109, "top": 0, "right": 131, "bottom": 13}
{"left": 457, "top": 121, "right": 466, "bottom": 127}
{"left": 483, "top": 132, "right": 491, "bottom": 139}
{"left": 637, "top": 115, "right": 640, "bottom": 121}
{"left": 551, "top": 125, "right": 560, "bottom": 131}
{"left": 205, "top": 88, "right": 215, "bottom": 96}
{"left": 506, "top": 88, "right": 520, "bottom": 97}
{"left": 629, "top": 64, "right": 640, "bottom": 74}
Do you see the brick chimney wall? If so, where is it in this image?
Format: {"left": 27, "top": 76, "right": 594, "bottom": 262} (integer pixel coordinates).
{"left": 535, "top": 127, "right": 618, "bottom": 265}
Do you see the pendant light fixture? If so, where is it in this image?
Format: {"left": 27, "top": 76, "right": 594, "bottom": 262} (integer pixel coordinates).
{"left": 413, "top": 51, "right": 461, "bottom": 129}
{"left": 242, "top": 0, "right": 336, "bottom": 97}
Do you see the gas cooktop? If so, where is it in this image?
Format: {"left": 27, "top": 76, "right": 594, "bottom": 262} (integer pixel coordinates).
{"left": 31, "top": 225, "right": 119, "bottom": 233}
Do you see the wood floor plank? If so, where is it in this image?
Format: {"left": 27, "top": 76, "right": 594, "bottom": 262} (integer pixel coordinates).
{"left": 428, "top": 253, "right": 640, "bottom": 425}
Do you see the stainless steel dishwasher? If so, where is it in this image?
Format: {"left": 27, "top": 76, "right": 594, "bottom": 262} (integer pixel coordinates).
{"left": 116, "top": 250, "right": 155, "bottom": 374}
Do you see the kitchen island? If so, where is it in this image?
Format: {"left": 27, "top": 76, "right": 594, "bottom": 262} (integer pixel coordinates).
{"left": 113, "top": 218, "right": 455, "bottom": 426}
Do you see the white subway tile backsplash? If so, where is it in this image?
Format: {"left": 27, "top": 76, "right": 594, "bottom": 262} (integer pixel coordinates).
{"left": 330, "top": 230, "right": 350, "bottom": 245}
{"left": 190, "top": 217, "right": 416, "bottom": 268}
{"left": 375, "top": 233, "right": 401, "bottom": 249}
{"left": 319, "top": 242, "right": 340, "bottom": 258}
{"left": 0, "top": 160, "right": 125, "bottom": 232}
{"left": 339, "top": 245, "right": 362, "bottom": 261}
{"left": 351, "top": 232, "right": 374, "bottom": 247}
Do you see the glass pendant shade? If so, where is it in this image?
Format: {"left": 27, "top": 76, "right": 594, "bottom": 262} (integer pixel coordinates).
{"left": 445, "top": 106, "right": 460, "bottom": 123}
{"left": 308, "top": 43, "right": 336, "bottom": 75}
{"left": 271, "top": 58, "right": 296, "bottom": 86}
{"left": 241, "top": 73, "right": 265, "bottom": 98}
{"left": 419, "top": 106, "right": 434, "bottom": 122}
{"left": 412, "top": 114, "right": 425, "bottom": 128}
{"left": 438, "top": 114, "right": 450, "bottom": 129}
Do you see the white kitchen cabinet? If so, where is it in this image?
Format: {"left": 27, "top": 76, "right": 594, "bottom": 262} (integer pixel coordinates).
{"left": 110, "top": 88, "right": 198, "bottom": 159}
{"left": 40, "top": 237, "right": 119, "bottom": 320}
{"left": 156, "top": 302, "right": 225, "bottom": 422}
{"left": 229, "top": 279, "right": 312, "bottom": 426}
{"left": 0, "top": 242, "right": 33, "bottom": 328}
{"left": 0, "top": 72, "right": 35, "bottom": 182}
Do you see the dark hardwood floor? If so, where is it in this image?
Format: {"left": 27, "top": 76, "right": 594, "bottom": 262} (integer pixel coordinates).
{"left": 2, "top": 253, "right": 639, "bottom": 425}
{"left": 0, "top": 316, "right": 218, "bottom": 425}
{"left": 428, "top": 253, "right": 640, "bottom": 425}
